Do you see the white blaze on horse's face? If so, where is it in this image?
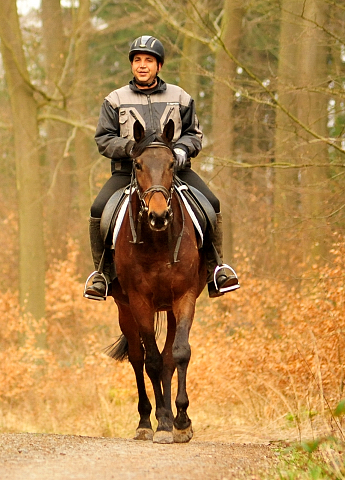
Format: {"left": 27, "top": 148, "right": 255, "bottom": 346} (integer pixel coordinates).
{"left": 135, "top": 147, "right": 174, "bottom": 232}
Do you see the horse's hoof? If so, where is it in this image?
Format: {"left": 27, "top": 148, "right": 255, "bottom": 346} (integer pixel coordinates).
{"left": 134, "top": 428, "right": 154, "bottom": 441}
{"left": 153, "top": 430, "right": 174, "bottom": 444}
{"left": 173, "top": 423, "right": 193, "bottom": 443}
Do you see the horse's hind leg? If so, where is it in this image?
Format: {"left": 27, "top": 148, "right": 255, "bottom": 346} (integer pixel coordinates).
{"left": 172, "top": 293, "right": 196, "bottom": 443}
{"left": 117, "top": 304, "right": 153, "bottom": 441}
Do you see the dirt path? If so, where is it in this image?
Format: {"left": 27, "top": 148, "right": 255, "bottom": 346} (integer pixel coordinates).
{"left": 0, "top": 433, "right": 278, "bottom": 480}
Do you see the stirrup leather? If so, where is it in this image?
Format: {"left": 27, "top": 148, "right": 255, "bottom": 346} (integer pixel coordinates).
{"left": 213, "top": 264, "right": 240, "bottom": 293}
{"left": 83, "top": 271, "right": 108, "bottom": 301}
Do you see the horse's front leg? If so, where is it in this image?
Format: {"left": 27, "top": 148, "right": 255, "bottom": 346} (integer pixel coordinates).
{"left": 117, "top": 304, "right": 153, "bottom": 441}
{"left": 161, "top": 311, "right": 176, "bottom": 420}
{"left": 172, "top": 292, "right": 197, "bottom": 443}
{"left": 139, "top": 329, "right": 174, "bottom": 443}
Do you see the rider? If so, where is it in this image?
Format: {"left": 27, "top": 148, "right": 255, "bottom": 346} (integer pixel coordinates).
{"left": 85, "top": 35, "right": 239, "bottom": 300}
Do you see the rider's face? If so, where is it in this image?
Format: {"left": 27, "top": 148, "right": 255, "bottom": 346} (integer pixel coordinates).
{"left": 131, "top": 54, "right": 161, "bottom": 88}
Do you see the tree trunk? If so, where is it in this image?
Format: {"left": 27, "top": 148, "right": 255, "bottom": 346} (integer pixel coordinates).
{"left": 296, "top": 0, "right": 329, "bottom": 264}
{"left": 72, "top": 0, "right": 93, "bottom": 273}
{"left": 0, "top": 0, "right": 46, "bottom": 323}
{"left": 179, "top": 5, "right": 204, "bottom": 104}
{"left": 211, "top": 0, "right": 244, "bottom": 261}
{"left": 42, "top": 0, "right": 72, "bottom": 257}
{"left": 273, "top": 0, "right": 302, "bottom": 266}
{"left": 274, "top": 0, "right": 329, "bottom": 270}
{"left": 179, "top": 1, "right": 206, "bottom": 181}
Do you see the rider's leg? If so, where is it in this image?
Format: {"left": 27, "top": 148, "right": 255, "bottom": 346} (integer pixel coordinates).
{"left": 207, "top": 212, "right": 239, "bottom": 298}
{"left": 84, "top": 217, "right": 111, "bottom": 299}
{"left": 177, "top": 168, "right": 239, "bottom": 297}
{"left": 84, "top": 172, "right": 131, "bottom": 300}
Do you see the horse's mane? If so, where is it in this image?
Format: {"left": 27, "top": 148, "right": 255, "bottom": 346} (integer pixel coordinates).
{"left": 131, "top": 129, "right": 173, "bottom": 158}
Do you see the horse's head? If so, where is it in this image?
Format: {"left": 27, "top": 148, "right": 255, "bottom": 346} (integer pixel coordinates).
{"left": 132, "top": 120, "right": 175, "bottom": 232}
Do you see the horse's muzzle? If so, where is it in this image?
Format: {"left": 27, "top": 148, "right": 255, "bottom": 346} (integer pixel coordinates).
{"left": 148, "top": 210, "right": 172, "bottom": 231}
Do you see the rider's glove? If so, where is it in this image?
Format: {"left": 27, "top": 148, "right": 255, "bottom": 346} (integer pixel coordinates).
{"left": 173, "top": 148, "right": 188, "bottom": 170}
{"left": 125, "top": 140, "right": 135, "bottom": 157}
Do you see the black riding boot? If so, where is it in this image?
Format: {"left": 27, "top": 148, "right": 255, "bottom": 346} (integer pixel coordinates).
{"left": 207, "top": 213, "right": 240, "bottom": 298}
{"left": 84, "top": 217, "right": 112, "bottom": 301}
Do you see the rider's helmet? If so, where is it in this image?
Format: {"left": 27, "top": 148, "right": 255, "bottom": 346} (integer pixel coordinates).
{"left": 129, "top": 36, "right": 165, "bottom": 65}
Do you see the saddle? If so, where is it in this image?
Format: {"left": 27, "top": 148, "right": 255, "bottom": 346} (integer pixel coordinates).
{"left": 100, "top": 180, "right": 217, "bottom": 250}
{"left": 100, "top": 186, "right": 129, "bottom": 246}
{"left": 174, "top": 178, "right": 216, "bottom": 248}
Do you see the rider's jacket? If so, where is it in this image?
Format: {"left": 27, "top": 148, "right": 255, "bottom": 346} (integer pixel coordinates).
{"left": 95, "top": 77, "right": 203, "bottom": 173}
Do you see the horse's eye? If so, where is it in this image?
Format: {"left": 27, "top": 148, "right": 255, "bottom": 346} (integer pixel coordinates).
{"left": 169, "top": 161, "right": 174, "bottom": 170}
{"left": 135, "top": 162, "right": 142, "bottom": 171}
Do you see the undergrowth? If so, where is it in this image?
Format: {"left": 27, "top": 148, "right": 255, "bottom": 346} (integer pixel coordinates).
{"left": 0, "top": 236, "right": 345, "bottom": 478}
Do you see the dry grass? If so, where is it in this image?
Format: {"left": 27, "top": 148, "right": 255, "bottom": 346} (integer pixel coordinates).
{"left": 0, "top": 237, "right": 345, "bottom": 445}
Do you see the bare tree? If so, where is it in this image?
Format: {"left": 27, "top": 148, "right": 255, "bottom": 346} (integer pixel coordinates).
{"left": 0, "top": 0, "right": 45, "bottom": 323}
{"left": 71, "top": 0, "right": 94, "bottom": 267}
{"left": 274, "top": 0, "right": 330, "bottom": 268}
{"left": 42, "top": 0, "right": 72, "bottom": 255}
{"left": 296, "top": 0, "right": 329, "bottom": 263}
{"left": 210, "top": 0, "right": 244, "bottom": 261}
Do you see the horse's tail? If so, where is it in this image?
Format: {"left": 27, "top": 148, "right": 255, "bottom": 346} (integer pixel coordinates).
{"left": 104, "top": 334, "right": 129, "bottom": 362}
{"left": 104, "top": 313, "right": 164, "bottom": 362}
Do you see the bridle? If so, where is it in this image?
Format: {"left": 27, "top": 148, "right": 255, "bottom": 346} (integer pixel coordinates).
{"left": 128, "top": 142, "right": 184, "bottom": 264}
{"left": 137, "top": 183, "right": 173, "bottom": 222}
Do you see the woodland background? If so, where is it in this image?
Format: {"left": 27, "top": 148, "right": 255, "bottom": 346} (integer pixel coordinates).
{"left": 1, "top": 0, "right": 345, "bottom": 452}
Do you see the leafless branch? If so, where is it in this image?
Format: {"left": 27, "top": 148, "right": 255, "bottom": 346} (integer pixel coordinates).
{"left": 37, "top": 113, "right": 95, "bottom": 132}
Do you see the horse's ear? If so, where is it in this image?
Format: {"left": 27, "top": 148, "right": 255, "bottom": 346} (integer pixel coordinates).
{"left": 162, "top": 119, "right": 174, "bottom": 144}
{"left": 133, "top": 120, "right": 145, "bottom": 144}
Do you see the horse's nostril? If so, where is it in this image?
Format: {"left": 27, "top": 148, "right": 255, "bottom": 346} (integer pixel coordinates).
{"left": 148, "top": 211, "right": 170, "bottom": 231}
{"left": 149, "top": 212, "right": 156, "bottom": 226}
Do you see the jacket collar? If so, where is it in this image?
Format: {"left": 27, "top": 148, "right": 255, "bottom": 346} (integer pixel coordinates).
{"left": 129, "top": 76, "right": 167, "bottom": 95}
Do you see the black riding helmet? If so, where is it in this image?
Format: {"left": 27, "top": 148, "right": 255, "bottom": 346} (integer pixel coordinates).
{"left": 129, "top": 36, "right": 165, "bottom": 65}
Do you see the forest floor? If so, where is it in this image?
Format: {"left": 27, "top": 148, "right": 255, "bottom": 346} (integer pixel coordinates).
{"left": 0, "top": 433, "right": 279, "bottom": 480}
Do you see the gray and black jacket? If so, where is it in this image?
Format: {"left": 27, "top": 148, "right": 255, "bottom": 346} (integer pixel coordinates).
{"left": 95, "top": 77, "right": 203, "bottom": 173}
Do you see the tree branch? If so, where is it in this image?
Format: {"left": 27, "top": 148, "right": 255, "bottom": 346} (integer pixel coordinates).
{"left": 145, "top": 0, "right": 216, "bottom": 50}
{"left": 37, "top": 113, "right": 95, "bottom": 132}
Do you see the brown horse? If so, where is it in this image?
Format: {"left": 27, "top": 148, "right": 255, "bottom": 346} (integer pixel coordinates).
{"left": 108, "top": 119, "right": 207, "bottom": 444}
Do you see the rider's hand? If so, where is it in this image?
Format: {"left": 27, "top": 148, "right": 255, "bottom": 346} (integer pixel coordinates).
{"left": 125, "top": 140, "right": 135, "bottom": 157}
{"left": 173, "top": 148, "right": 188, "bottom": 170}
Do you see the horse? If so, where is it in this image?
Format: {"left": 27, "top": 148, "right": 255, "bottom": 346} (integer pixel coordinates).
{"left": 108, "top": 119, "right": 207, "bottom": 444}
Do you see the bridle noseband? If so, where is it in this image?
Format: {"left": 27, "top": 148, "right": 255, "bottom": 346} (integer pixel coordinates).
{"left": 137, "top": 184, "right": 173, "bottom": 217}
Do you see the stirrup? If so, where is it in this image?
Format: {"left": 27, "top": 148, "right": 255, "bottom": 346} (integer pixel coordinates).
{"left": 214, "top": 264, "right": 240, "bottom": 293}
{"left": 83, "top": 271, "right": 108, "bottom": 301}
